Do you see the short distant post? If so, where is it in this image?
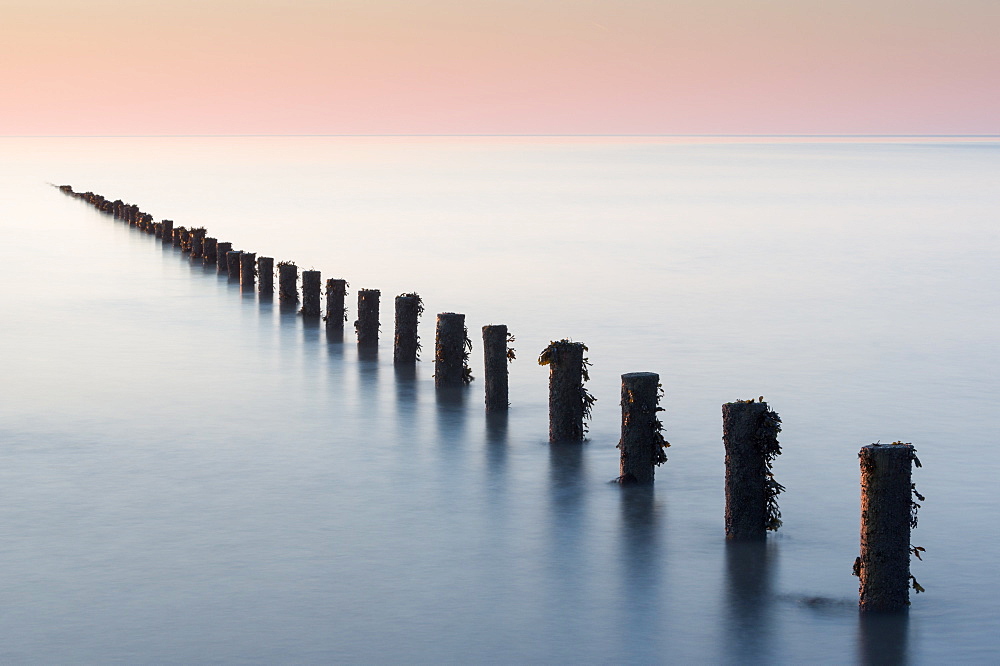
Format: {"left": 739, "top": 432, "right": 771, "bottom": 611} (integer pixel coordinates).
{"left": 278, "top": 262, "right": 298, "bottom": 302}
{"left": 393, "top": 293, "right": 421, "bottom": 364}
{"left": 434, "top": 313, "right": 471, "bottom": 387}
{"left": 190, "top": 228, "right": 206, "bottom": 259}
{"left": 257, "top": 257, "right": 274, "bottom": 294}
{"left": 325, "top": 279, "right": 348, "bottom": 334}
{"left": 723, "top": 400, "right": 784, "bottom": 540}
{"left": 172, "top": 226, "right": 185, "bottom": 248}
{"left": 179, "top": 228, "right": 192, "bottom": 253}
{"left": 482, "top": 324, "right": 510, "bottom": 410}
{"left": 216, "top": 242, "right": 233, "bottom": 273}
{"left": 857, "top": 443, "right": 916, "bottom": 612}
{"left": 203, "top": 237, "right": 218, "bottom": 265}
{"left": 538, "top": 340, "right": 588, "bottom": 442}
{"left": 301, "top": 270, "right": 321, "bottom": 316}
{"left": 617, "top": 372, "right": 665, "bottom": 484}
{"left": 160, "top": 219, "right": 173, "bottom": 243}
{"left": 226, "top": 250, "right": 243, "bottom": 280}
{"left": 240, "top": 252, "right": 257, "bottom": 290}
{"left": 355, "top": 289, "right": 380, "bottom": 346}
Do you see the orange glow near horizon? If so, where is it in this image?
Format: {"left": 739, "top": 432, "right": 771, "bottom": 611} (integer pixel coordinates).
{"left": 2, "top": 0, "right": 999, "bottom": 135}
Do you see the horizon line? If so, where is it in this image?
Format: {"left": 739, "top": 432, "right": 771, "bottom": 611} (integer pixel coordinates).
{"left": 2, "top": 133, "right": 999, "bottom": 139}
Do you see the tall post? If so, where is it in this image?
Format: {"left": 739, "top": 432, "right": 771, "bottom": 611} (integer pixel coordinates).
{"left": 355, "top": 289, "right": 380, "bottom": 347}
{"left": 618, "top": 372, "right": 667, "bottom": 484}
{"left": 216, "top": 242, "right": 232, "bottom": 274}
{"left": 301, "top": 270, "right": 321, "bottom": 316}
{"left": 857, "top": 443, "right": 918, "bottom": 612}
{"left": 723, "top": 400, "right": 784, "bottom": 540}
{"left": 257, "top": 257, "right": 274, "bottom": 294}
{"left": 393, "top": 293, "right": 421, "bottom": 365}
{"left": 226, "top": 250, "right": 243, "bottom": 280}
{"left": 538, "top": 340, "right": 589, "bottom": 442}
{"left": 239, "top": 252, "right": 257, "bottom": 290}
{"left": 434, "top": 313, "right": 471, "bottom": 387}
{"left": 482, "top": 324, "right": 510, "bottom": 411}
{"left": 278, "top": 263, "right": 298, "bottom": 303}
{"left": 203, "top": 237, "right": 218, "bottom": 265}
{"left": 325, "top": 279, "right": 348, "bottom": 334}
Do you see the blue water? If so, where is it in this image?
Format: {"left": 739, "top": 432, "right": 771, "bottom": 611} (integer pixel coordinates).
{"left": 1, "top": 137, "right": 998, "bottom": 663}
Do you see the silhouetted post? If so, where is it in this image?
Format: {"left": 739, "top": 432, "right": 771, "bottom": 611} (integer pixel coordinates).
{"left": 617, "top": 372, "right": 667, "bottom": 484}
{"left": 302, "top": 270, "right": 321, "bottom": 316}
{"left": 257, "top": 257, "right": 274, "bottom": 294}
{"left": 857, "top": 443, "right": 918, "bottom": 612}
{"left": 240, "top": 252, "right": 257, "bottom": 290}
{"left": 227, "top": 251, "right": 242, "bottom": 280}
{"left": 180, "top": 228, "right": 192, "bottom": 253}
{"left": 160, "top": 219, "right": 173, "bottom": 242}
{"left": 203, "top": 238, "right": 218, "bottom": 264}
{"left": 216, "top": 242, "right": 232, "bottom": 274}
{"left": 325, "top": 279, "right": 347, "bottom": 334}
{"left": 172, "top": 226, "right": 185, "bottom": 248}
{"left": 723, "top": 400, "right": 784, "bottom": 540}
{"left": 393, "top": 293, "right": 421, "bottom": 364}
{"left": 538, "top": 340, "right": 589, "bottom": 442}
{"left": 141, "top": 213, "right": 155, "bottom": 233}
{"left": 190, "top": 228, "right": 206, "bottom": 258}
{"left": 482, "top": 324, "right": 510, "bottom": 411}
{"left": 278, "top": 262, "right": 298, "bottom": 302}
{"left": 434, "top": 312, "right": 471, "bottom": 387}
{"left": 355, "top": 289, "right": 380, "bottom": 347}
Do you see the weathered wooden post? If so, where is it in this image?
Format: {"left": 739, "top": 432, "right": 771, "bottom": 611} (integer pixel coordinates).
{"left": 160, "top": 220, "right": 173, "bottom": 243}
{"left": 257, "top": 257, "right": 274, "bottom": 294}
{"left": 278, "top": 262, "right": 298, "bottom": 302}
{"left": 215, "top": 242, "right": 232, "bottom": 273}
{"left": 226, "top": 250, "right": 243, "bottom": 280}
{"left": 855, "top": 442, "right": 923, "bottom": 612}
{"left": 722, "top": 399, "right": 784, "bottom": 540}
{"left": 179, "top": 227, "right": 192, "bottom": 253}
{"left": 203, "top": 237, "right": 218, "bottom": 264}
{"left": 301, "top": 270, "right": 321, "bottom": 316}
{"left": 189, "top": 228, "right": 206, "bottom": 259}
{"left": 537, "top": 340, "right": 593, "bottom": 442}
{"left": 239, "top": 252, "right": 257, "bottom": 290}
{"left": 172, "top": 226, "right": 186, "bottom": 248}
{"left": 617, "top": 372, "right": 668, "bottom": 484}
{"left": 355, "top": 289, "right": 380, "bottom": 347}
{"left": 325, "top": 279, "right": 348, "bottom": 334}
{"left": 482, "top": 325, "right": 512, "bottom": 411}
{"left": 393, "top": 293, "right": 422, "bottom": 365}
{"left": 434, "top": 313, "right": 472, "bottom": 387}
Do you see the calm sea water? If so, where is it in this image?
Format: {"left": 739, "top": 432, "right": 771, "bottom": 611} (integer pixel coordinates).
{"left": 1, "top": 137, "right": 998, "bottom": 664}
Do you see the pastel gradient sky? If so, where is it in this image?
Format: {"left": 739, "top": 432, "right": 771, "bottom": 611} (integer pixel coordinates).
{"left": 3, "top": 0, "right": 998, "bottom": 135}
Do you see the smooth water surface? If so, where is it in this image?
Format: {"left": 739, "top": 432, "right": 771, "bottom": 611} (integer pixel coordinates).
{"left": 1, "top": 137, "right": 998, "bottom": 663}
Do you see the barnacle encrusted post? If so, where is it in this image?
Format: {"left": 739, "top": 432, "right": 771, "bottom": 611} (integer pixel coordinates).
{"left": 301, "top": 270, "right": 322, "bottom": 317}
{"left": 278, "top": 262, "right": 299, "bottom": 303}
{"left": 356, "top": 289, "right": 380, "bottom": 347}
{"left": 325, "top": 278, "right": 348, "bottom": 335}
{"left": 434, "top": 313, "right": 472, "bottom": 387}
{"left": 215, "top": 242, "right": 232, "bottom": 273}
{"left": 203, "top": 237, "right": 218, "bottom": 265}
{"left": 538, "top": 340, "right": 592, "bottom": 442}
{"left": 722, "top": 399, "right": 784, "bottom": 540}
{"left": 257, "top": 257, "right": 274, "bottom": 294}
{"left": 394, "top": 293, "right": 423, "bottom": 365}
{"left": 856, "top": 442, "right": 921, "bottom": 612}
{"left": 189, "top": 227, "right": 207, "bottom": 259}
{"left": 160, "top": 219, "right": 174, "bottom": 243}
{"left": 239, "top": 252, "right": 257, "bottom": 291}
{"left": 617, "top": 372, "right": 668, "bottom": 484}
{"left": 482, "top": 324, "right": 512, "bottom": 411}
{"left": 226, "top": 250, "right": 243, "bottom": 280}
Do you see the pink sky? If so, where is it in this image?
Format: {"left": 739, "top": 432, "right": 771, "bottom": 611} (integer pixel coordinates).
{"left": 2, "top": 0, "right": 998, "bottom": 135}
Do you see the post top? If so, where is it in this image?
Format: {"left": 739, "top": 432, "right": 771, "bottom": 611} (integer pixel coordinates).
{"left": 621, "top": 372, "right": 659, "bottom": 380}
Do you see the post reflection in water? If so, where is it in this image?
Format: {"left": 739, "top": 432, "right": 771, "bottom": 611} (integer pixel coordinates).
{"left": 723, "top": 540, "right": 776, "bottom": 664}
{"left": 484, "top": 411, "right": 509, "bottom": 481}
{"left": 546, "top": 442, "right": 586, "bottom": 639}
{"left": 617, "top": 485, "right": 662, "bottom": 662}
{"left": 434, "top": 385, "right": 468, "bottom": 453}
{"left": 857, "top": 610, "right": 909, "bottom": 665}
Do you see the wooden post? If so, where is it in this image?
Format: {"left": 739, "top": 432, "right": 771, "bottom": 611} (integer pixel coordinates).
{"left": 215, "top": 242, "right": 232, "bottom": 274}
{"left": 325, "top": 279, "right": 348, "bottom": 334}
{"left": 722, "top": 400, "right": 784, "bottom": 540}
{"left": 190, "top": 228, "right": 206, "bottom": 258}
{"left": 226, "top": 250, "right": 243, "bottom": 280}
{"left": 240, "top": 252, "right": 257, "bottom": 290}
{"left": 257, "top": 257, "right": 274, "bottom": 294}
{"left": 301, "top": 270, "right": 321, "bottom": 316}
{"left": 355, "top": 289, "right": 380, "bottom": 347}
{"left": 160, "top": 219, "right": 173, "bottom": 243}
{"left": 434, "top": 312, "right": 471, "bottom": 387}
{"left": 172, "top": 226, "right": 186, "bottom": 248}
{"left": 856, "top": 443, "right": 919, "bottom": 612}
{"left": 538, "top": 340, "right": 590, "bottom": 442}
{"left": 278, "top": 263, "right": 298, "bottom": 302}
{"left": 482, "top": 324, "right": 510, "bottom": 411}
{"left": 203, "top": 237, "right": 218, "bottom": 265}
{"left": 179, "top": 227, "right": 192, "bottom": 253}
{"left": 617, "top": 372, "right": 667, "bottom": 484}
{"left": 393, "top": 293, "right": 422, "bottom": 365}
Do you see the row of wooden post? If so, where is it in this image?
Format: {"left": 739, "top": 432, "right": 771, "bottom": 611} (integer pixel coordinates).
{"left": 58, "top": 184, "right": 922, "bottom": 612}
